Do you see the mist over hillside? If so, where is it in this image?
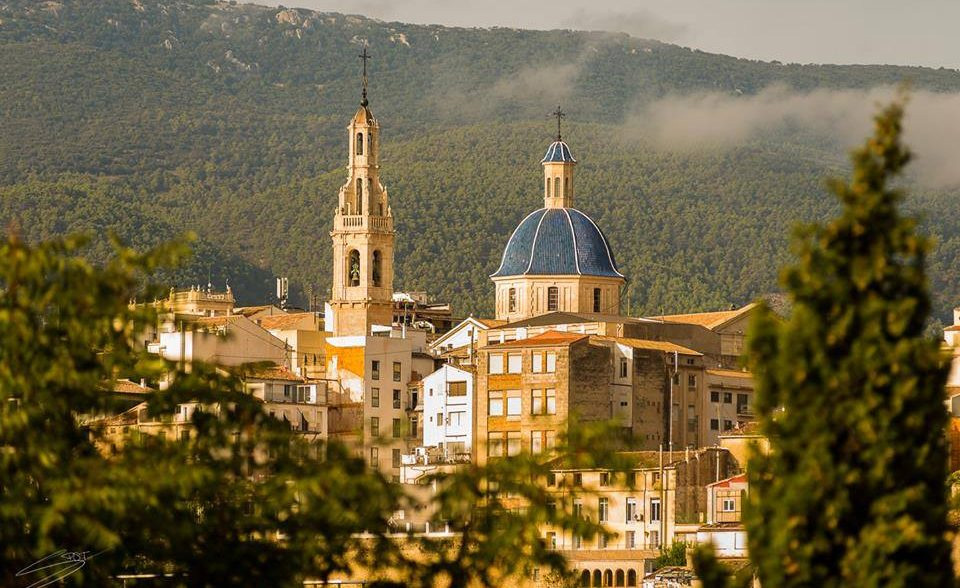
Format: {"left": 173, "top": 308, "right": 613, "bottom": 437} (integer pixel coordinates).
{"left": 2, "top": 0, "right": 960, "bottom": 323}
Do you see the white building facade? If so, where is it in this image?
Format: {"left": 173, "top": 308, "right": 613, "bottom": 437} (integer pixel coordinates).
{"left": 421, "top": 364, "right": 474, "bottom": 457}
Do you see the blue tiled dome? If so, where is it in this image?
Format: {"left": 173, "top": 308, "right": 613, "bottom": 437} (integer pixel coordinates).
{"left": 541, "top": 141, "right": 576, "bottom": 163}
{"left": 491, "top": 208, "right": 624, "bottom": 278}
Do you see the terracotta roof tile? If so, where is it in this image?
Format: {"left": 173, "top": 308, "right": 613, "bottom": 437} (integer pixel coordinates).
{"left": 104, "top": 378, "right": 153, "bottom": 394}
{"left": 476, "top": 318, "right": 507, "bottom": 328}
{"left": 245, "top": 365, "right": 305, "bottom": 382}
{"left": 259, "top": 312, "right": 316, "bottom": 331}
{"left": 485, "top": 330, "right": 588, "bottom": 349}
{"left": 590, "top": 335, "right": 702, "bottom": 356}
{"left": 650, "top": 303, "right": 757, "bottom": 330}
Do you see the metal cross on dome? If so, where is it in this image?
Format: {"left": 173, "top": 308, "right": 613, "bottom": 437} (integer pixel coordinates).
{"left": 551, "top": 105, "right": 566, "bottom": 141}
{"left": 359, "top": 47, "right": 371, "bottom": 106}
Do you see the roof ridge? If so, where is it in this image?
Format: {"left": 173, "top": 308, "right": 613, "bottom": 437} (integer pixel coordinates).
{"left": 523, "top": 208, "right": 550, "bottom": 275}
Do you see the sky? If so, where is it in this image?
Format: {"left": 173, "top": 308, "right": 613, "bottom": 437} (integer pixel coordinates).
{"left": 256, "top": 0, "right": 960, "bottom": 69}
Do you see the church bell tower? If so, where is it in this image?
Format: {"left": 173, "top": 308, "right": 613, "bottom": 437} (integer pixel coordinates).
{"left": 329, "top": 48, "right": 395, "bottom": 336}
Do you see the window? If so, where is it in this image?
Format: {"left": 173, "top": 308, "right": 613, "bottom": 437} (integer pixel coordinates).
{"left": 372, "top": 250, "right": 382, "bottom": 287}
{"left": 723, "top": 392, "right": 733, "bottom": 403}
{"left": 593, "top": 288, "right": 602, "bottom": 312}
{"left": 573, "top": 472, "right": 582, "bottom": 487}
{"left": 724, "top": 419, "right": 733, "bottom": 431}
{"left": 356, "top": 178, "right": 363, "bottom": 212}
{"left": 392, "top": 448, "right": 401, "bottom": 468}
{"left": 626, "top": 498, "right": 638, "bottom": 522}
{"left": 348, "top": 250, "right": 361, "bottom": 286}
{"left": 507, "top": 431, "right": 521, "bottom": 456}
{"left": 547, "top": 286, "right": 559, "bottom": 311}
{"left": 393, "top": 362, "right": 402, "bottom": 382}
{"left": 488, "top": 433, "right": 505, "bottom": 457}
{"left": 411, "top": 391, "right": 418, "bottom": 408}
{"left": 688, "top": 374, "right": 697, "bottom": 387}
{"left": 409, "top": 417, "right": 418, "bottom": 438}
{"left": 546, "top": 352, "right": 557, "bottom": 373}
{"left": 180, "top": 430, "right": 190, "bottom": 442}
{"left": 650, "top": 499, "right": 661, "bottom": 522}
{"left": 545, "top": 177, "right": 551, "bottom": 198}
{"left": 546, "top": 430, "right": 556, "bottom": 449}
{"left": 547, "top": 472, "right": 556, "bottom": 486}
{"left": 392, "top": 418, "right": 401, "bottom": 438}
{"left": 448, "top": 381, "right": 467, "bottom": 396}
{"left": 598, "top": 534, "right": 608, "bottom": 549}
{"left": 600, "top": 472, "right": 610, "bottom": 487}
{"left": 489, "top": 354, "right": 504, "bottom": 374}
{"left": 626, "top": 530, "right": 636, "bottom": 549}
{"left": 488, "top": 391, "right": 504, "bottom": 416}
{"left": 532, "top": 389, "right": 544, "bottom": 415}
{"left": 546, "top": 388, "right": 556, "bottom": 414}
{"left": 737, "top": 393, "right": 749, "bottom": 413}
{"left": 356, "top": 132, "right": 364, "bottom": 155}
{"left": 449, "top": 412, "right": 464, "bottom": 427}
{"left": 546, "top": 532, "right": 557, "bottom": 550}
{"left": 436, "top": 411, "right": 443, "bottom": 427}
{"left": 508, "top": 288, "right": 517, "bottom": 312}
{"left": 573, "top": 535, "right": 582, "bottom": 549}
{"left": 393, "top": 389, "right": 401, "bottom": 409}
{"left": 531, "top": 431, "right": 543, "bottom": 454}
{"left": 371, "top": 387, "right": 380, "bottom": 408}
{"left": 564, "top": 176, "right": 570, "bottom": 197}
{"left": 722, "top": 498, "right": 736, "bottom": 512}
{"left": 598, "top": 498, "right": 609, "bottom": 522}
{"left": 650, "top": 530, "right": 660, "bottom": 549}
{"left": 710, "top": 418, "right": 719, "bottom": 431}
{"left": 620, "top": 358, "right": 628, "bottom": 378}
{"left": 573, "top": 500, "right": 583, "bottom": 518}
{"left": 370, "top": 417, "right": 379, "bottom": 437}
{"left": 554, "top": 177, "right": 560, "bottom": 198}
{"left": 371, "top": 360, "right": 380, "bottom": 380}
{"left": 532, "top": 352, "right": 543, "bottom": 373}
{"left": 507, "top": 353, "right": 522, "bottom": 374}
{"left": 710, "top": 391, "right": 720, "bottom": 403}
{"left": 506, "top": 391, "right": 522, "bottom": 417}
{"left": 370, "top": 447, "right": 378, "bottom": 463}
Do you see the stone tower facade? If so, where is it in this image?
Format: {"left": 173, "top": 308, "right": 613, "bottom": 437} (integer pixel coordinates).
{"left": 329, "top": 101, "right": 395, "bottom": 336}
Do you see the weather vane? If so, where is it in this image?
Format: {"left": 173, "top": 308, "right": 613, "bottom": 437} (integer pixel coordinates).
{"left": 551, "top": 105, "right": 566, "bottom": 141}
{"left": 359, "top": 47, "right": 371, "bottom": 106}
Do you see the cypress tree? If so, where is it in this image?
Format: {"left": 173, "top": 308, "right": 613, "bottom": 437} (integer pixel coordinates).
{"left": 744, "top": 99, "right": 954, "bottom": 587}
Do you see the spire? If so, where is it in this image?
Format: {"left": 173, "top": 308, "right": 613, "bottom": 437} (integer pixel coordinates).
{"left": 359, "top": 47, "right": 371, "bottom": 107}
{"left": 551, "top": 105, "right": 565, "bottom": 141}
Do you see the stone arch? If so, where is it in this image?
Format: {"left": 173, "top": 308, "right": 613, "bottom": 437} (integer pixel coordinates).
{"left": 554, "top": 176, "right": 561, "bottom": 198}
{"left": 372, "top": 250, "right": 383, "bottom": 287}
{"left": 546, "top": 177, "right": 551, "bottom": 198}
{"left": 348, "top": 249, "right": 361, "bottom": 287}
{"left": 627, "top": 570, "right": 637, "bottom": 586}
{"left": 615, "top": 569, "right": 625, "bottom": 586}
{"left": 592, "top": 569, "right": 601, "bottom": 587}
{"left": 356, "top": 178, "right": 363, "bottom": 213}
{"left": 580, "top": 570, "right": 591, "bottom": 587}
{"left": 604, "top": 570, "right": 613, "bottom": 586}
{"left": 356, "top": 132, "right": 364, "bottom": 155}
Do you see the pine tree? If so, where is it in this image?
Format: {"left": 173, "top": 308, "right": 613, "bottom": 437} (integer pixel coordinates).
{"left": 742, "top": 99, "right": 955, "bottom": 587}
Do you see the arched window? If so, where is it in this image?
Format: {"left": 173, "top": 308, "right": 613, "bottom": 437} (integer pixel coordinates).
{"left": 604, "top": 570, "right": 613, "bottom": 586}
{"left": 565, "top": 176, "right": 570, "bottom": 197}
{"left": 372, "top": 250, "right": 383, "bottom": 287}
{"left": 627, "top": 570, "right": 637, "bottom": 587}
{"left": 348, "top": 250, "right": 361, "bottom": 287}
{"left": 356, "top": 178, "right": 363, "bottom": 213}
{"left": 580, "top": 570, "right": 591, "bottom": 587}
{"left": 546, "top": 177, "right": 551, "bottom": 198}
{"left": 547, "top": 286, "right": 559, "bottom": 312}
{"left": 356, "top": 132, "right": 364, "bottom": 155}
{"left": 592, "top": 570, "right": 601, "bottom": 587}
{"left": 378, "top": 202, "right": 384, "bottom": 216}
{"left": 508, "top": 288, "right": 517, "bottom": 313}
{"left": 554, "top": 177, "right": 561, "bottom": 199}
{"left": 615, "top": 570, "right": 625, "bottom": 586}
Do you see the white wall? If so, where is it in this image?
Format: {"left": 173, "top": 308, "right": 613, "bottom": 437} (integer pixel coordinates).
{"left": 422, "top": 364, "right": 474, "bottom": 453}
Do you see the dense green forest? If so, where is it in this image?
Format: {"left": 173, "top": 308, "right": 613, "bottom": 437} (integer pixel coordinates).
{"left": 2, "top": 0, "right": 960, "bottom": 322}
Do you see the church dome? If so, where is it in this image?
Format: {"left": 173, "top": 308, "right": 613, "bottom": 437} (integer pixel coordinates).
{"left": 491, "top": 208, "right": 624, "bottom": 278}
{"left": 541, "top": 140, "right": 576, "bottom": 163}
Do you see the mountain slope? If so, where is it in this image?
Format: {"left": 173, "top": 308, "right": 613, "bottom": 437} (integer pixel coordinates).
{"left": 1, "top": 0, "right": 959, "bottom": 323}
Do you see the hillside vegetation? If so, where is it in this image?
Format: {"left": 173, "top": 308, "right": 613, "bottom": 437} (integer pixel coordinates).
{"left": 2, "top": 0, "right": 959, "bottom": 322}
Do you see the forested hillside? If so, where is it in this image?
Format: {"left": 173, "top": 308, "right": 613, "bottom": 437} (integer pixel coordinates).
{"left": 2, "top": 0, "right": 960, "bottom": 322}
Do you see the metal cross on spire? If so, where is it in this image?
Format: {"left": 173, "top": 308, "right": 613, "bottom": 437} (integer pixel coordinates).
{"left": 359, "top": 47, "right": 371, "bottom": 107}
{"left": 551, "top": 105, "right": 566, "bottom": 141}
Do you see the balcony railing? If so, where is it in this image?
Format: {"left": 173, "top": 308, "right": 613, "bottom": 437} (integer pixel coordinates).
{"left": 335, "top": 215, "right": 392, "bottom": 232}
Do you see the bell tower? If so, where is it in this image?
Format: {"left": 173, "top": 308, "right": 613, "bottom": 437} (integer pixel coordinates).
{"left": 543, "top": 106, "right": 576, "bottom": 209}
{"left": 329, "top": 48, "right": 395, "bottom": 336}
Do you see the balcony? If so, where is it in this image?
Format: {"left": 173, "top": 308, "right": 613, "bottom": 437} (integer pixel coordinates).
{"left": 334, "top": 215, "right": 393, "bottom": 232}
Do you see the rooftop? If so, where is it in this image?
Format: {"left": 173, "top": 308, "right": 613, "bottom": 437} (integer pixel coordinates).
{"left": 258, "top": 312, "right": 317, "bottom": 331}
{"left": 591, "top": 335, "right": 702, "bottom": 356}
{"left": 706, "top": 368, "right": 753, "bottom": 379}
{"left": 650, "top": 303, "right": 757, "bottom": 330}
{"left": 541, "top": 140, "right": 576, "bottom": 163}
{"left": 485, "top": 330, "right": 588, "bottom": 349}
{"left": 244, "top": 365, "right": 306, "bottom": 382}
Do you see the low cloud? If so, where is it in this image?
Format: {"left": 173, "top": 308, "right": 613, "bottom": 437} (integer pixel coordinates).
{"left": 562, "top": 8, "right": 688, "bottom": 42}
{"left": 624, "top": 85, "right": 960, "bottom": 187}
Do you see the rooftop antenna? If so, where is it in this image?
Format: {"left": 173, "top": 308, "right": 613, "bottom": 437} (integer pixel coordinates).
{"left": 359, "top": 46, "right": 371, "bottom": 107}
{"left": 551, "top": 105, "right": 565, "bottom": 141}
